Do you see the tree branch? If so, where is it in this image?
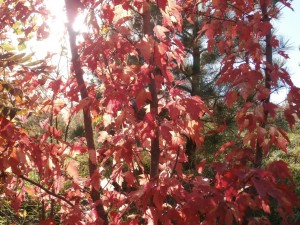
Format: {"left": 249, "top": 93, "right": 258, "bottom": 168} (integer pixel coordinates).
{"left": 19, "top": 175, "right": 74, "bottom": 207}
{"left": 170, "top": 145, "right": 182, "bottom": 178}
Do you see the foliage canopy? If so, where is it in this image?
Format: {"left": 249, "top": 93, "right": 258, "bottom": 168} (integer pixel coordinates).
{"left": 0, "top": 0, "right": 299, "bottom": 224}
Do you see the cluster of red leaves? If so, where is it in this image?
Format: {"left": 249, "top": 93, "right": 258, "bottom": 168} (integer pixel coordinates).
{"left": 1, "top": 0, "right": 300, "bottom": 224}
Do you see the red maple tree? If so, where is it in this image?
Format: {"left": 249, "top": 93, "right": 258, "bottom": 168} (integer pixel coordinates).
{"left": 0, "top": 0, "right": 299, "bottom": 224}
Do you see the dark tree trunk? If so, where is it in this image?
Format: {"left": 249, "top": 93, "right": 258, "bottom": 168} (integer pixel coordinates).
{"left": 254, "top": 2, "right": 272, "bottom": 168}
{"left": 64, "top": 0, "right": 108, "bottom": 224}
{"left": 143, "top": 2, "right": 160, "bottom": 179}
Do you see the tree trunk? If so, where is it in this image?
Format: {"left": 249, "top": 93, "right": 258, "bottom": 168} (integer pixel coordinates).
{"left": 185, "top": 20, "right": 200, "bottom": 169}
{"left": 191, "top": 20, "right": 201, "bottom": 97}
{"left": 254, "top": 2, "right": 272, "bottom": 168}
{"left": 142, "top": 2, "right": 160, "bottom": 179}
{"left": 64, "top": 1, "right": 108, "bottom": 223}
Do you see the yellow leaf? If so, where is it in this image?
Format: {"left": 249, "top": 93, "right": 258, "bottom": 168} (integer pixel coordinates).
{"left": 24, "top": 186, "right": 35, "bottom": 197}
{"left": 23, "top": 60, "right": 43, "bottom": 67}
{"left": 6, "top": 53, "right": 26, "bottom": 61}
{"left": 18, "top": 210, "right": 27, "bottom": 218}
{"left": 18, "top": 53, "right": 34, "bottom": 63}
{"left": 1, "top": 43, "right": 15, "bottom": 51}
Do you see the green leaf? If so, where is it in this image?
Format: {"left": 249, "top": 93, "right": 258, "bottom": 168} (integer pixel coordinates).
{"left": 18, "top": 43, "right": 26, "bottom": 51}
{"left": 1, "top": 43, "right": 16, "bottom": 51}
{"left": 13, "top": 21, "right": 23, "bottom": 35}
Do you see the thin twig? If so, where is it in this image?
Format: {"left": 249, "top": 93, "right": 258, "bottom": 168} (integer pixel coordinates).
{"left": 19, "top": 175, "right": 74, "bottom": 207}
{"left": 170, "top": 145, "right": 182, "bottom": 178}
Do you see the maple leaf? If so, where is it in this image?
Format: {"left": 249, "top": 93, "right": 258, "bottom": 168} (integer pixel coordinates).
{"left": 106, "top": 99, "right": 121, "bottom": 114}
{"left": 215, "top": 141, "right": 235, "bottom": 157}
{"left": 124, "top": 171, "right": 135, "bottom": 186}
{"left": 90, "top": 169, "right": 101, "bottom": 191}
{"left": 144, "top": 207, "right": 159, "bottom": 225}
{"left": 102, "top": 4, "right": 115, "bottom": 24}
{"left": 73, "top": 97, "right": 92, "bottom": 113}
{"left": 136, "top": 37, "right": 154, "bottom": 63}
{"left": 48, "top": 78, "right": 62, "bottom": 95}
{"left": 23, "top": 186, "right": 35, "bottom": 197}
{"left": 212, "top": 0, "right": 227, "bottom": 10}
{"left": 47, "top": 126, "right": 62, "bottom": 139}
{"left": 136, "top": 89, "right": 152, "bottom": 110}
{"left": 157, "top": 0, "right": 168, "bottom": 11}
{"left": 153, "top": 25, "right": 169, "bottom": 41}
{"left": 66, "top": 160, "right": 79, "bottom": 179}
{"left": 284, "top": 109, "right": 295, "bottom": 128}
{"left": 226, "top": 90, "right": 238, "bottom": 108}
{"left": 275, "top": 137, "right": 288, "bottom": 153}
{"left": 160, "top": 124, "right": 172, "bottom": 144}
{"left": 53, "top": 99, "right": 66, "bottom": 116}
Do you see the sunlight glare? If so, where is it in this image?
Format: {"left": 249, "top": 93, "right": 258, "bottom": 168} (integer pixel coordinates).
{"left": 33, "top": 0, "right": 87, "bottom": 59}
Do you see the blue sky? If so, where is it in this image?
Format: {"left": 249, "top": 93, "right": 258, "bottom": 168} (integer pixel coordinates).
{"left": 277, "top": 1, "right": 300, "bottom": 86}
{"left": 271, "top": 0, "right": 300, "bottom": 102}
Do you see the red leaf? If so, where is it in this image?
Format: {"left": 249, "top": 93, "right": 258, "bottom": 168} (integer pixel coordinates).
{"left": 11, "top": 196, "right": 21, "bottom": 213}
{"left": 225, "top": 210, "right": 233, "bottom": 225}
{"left": 196, "top": 159, "right": 206, "bottom": 174}
{"left": 264, "top": 103, "right": 277, "bottom": 118}
{"left": 66, "top": 160, "right": 79, "bottom": 179}
{"left": 157, "top": 0, "right": 168, "bottom": 11}
{"left": 39, "top": 219, "right": 56, "bottom": 225}
{"left": 284, "top": 109, "right": 295, "bottom": 128}
{"left": 48, "top": 78, "right": 62, "bottom": 95}
{"left": 91, "top": 169, "right": 101, "bottom": 191}
{"left": 136, "top": 89, "right": 151, "bottom": 110}
{"left": 47, "top": 126, "right": 62, "bottom": 139}
{"left": 74, "top": 97, "right": 92, "bottom": 113}
{"left": 164, "top": 69, "right": 174, "bottom": 83}
{"left": 267, "top": 161, "right": 293, "bottom": 183}
{"left": 153, "top": 25, "right": 169, "bottom": 41}
{"left": 225, "top": 90, "right": 238, "bottom": 108}
{"left": 124, "top": 171, "right": 135, "bottom": 186}
{"left": 136, "top": 37, "right": 154, "bottom": 63}
{"left": 102, "top": 4, "right": 114, "bottom": 24}
{"left": 257, "top": 85, "right": 270, "bottom": 101}
{"left": 278, "top": 128, "right": 290, "bottom": 144}
{"left": 252, "top": 177, "right": 269, "bottom": 198}
{"left": 107, "top": 99, "right": 121, "bottom": 114}
{"left": 257, "top": 126, "right": 267, "bottom": 145}
{"left": 153, "top": 191, "right": 164, "bottom": 211}
{"left": 215, "top": 141, "right": 235, "bottom": 157}
{"left": 212, "top": 0, "right": 227, "bottom": 10}
{"left": 276, "top": 137, "right": 288, "bottom": 153}
{"left": 160, "top": 124, "right": 172, "bottom": 144}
